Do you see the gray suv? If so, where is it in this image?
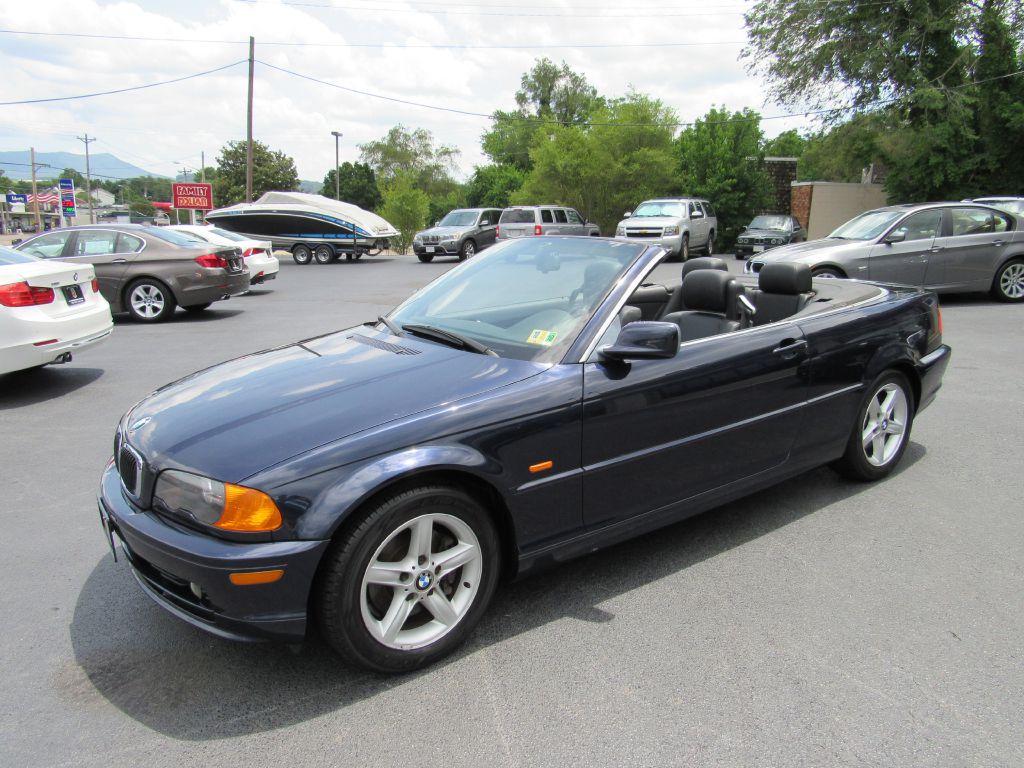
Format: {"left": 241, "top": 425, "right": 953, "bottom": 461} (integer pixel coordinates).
{"left": 496, "top": 205, "right": 601, "bottom": 240}
{"left": 414, "top": 208, "right": 502, "bottom": 262}
{"left": 614, "top": 198, "right": 717, "bottom": 261}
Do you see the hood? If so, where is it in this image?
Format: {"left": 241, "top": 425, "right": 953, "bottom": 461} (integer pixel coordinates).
{"left": 417, "top": 226, "right": 469, "bottom": 238}
{"left": 618, "top": 216, "right": 680, "bottom": 228}
{"left": 753, "top": 237, "right": 866, "bottom": 262}
{"left": 740, "top": 228, "right": 791, "bottom": 238}
{"left": 124, "top": 329, "right": 546, "bottom": 483}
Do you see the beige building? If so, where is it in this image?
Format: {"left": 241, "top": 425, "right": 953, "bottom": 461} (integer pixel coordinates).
{"left": 791, "top": 181, "right": 889, "bottom": 239}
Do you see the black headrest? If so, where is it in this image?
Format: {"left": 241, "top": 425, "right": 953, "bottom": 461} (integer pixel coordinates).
{"left": 681, "top": 269, "right": 735, "bottom": 313}
{"left": 681, "top": 257, "right": 728, "bottom": 280}
{"left": 759, "top": 262, "right": 812, "bottom": 294}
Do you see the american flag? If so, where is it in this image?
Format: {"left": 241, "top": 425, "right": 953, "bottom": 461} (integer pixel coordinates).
{"left": 28, "top": 192, "right": 60, "bottom": 204}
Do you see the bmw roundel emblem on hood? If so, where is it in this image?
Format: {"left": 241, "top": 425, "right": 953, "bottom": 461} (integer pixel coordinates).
{"left": 128, "top": 416, "right": 152, "bottom": 433}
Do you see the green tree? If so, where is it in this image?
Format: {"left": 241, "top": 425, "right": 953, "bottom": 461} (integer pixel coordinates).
{"left": 359, "top": 125, "right": 459, "bottom": 188}
{"left": 321, "top": 161, "right": 383, "bottom": 210}
{"left": 213, "top": 140, "right": 299, "bottom": 207}
{"left": 379, "top": 171, "right": 430, "bottom": 254}
{"left": 798, "top": 113, "right": 889, "bottom": 182}
{"left": 676, "top": 107, "right": 771, "bottom": 248}
{"left": 465, "top": 164, "right": 526, "bottom": 208}
{"left": 763, "top": 129, "right": 806, "bottom": 158}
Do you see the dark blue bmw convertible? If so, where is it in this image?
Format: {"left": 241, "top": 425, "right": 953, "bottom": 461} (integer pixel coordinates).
{"left": 98, "top": 237, "right": 950, "bottom": 673}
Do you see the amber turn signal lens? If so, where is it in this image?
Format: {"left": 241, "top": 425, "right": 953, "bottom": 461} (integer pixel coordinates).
{"left": 229, "top": 569, "right": 284, "bottom": 586}
{"left": 529, "top": 460, "right": 554, "bottom": 473}
{"left": 215, "top": 485, "right": 283, "bottom": 532}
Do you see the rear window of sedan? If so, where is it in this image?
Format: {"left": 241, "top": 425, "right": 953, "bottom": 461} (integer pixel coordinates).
{"left": 144, "top": 227, "right": 205, "bottom": 247}
{"left": 500, "top": 209, "right": 536, "bottom": 224}
{"left": 0, "top": 246, "right": 40, "bottom": 265}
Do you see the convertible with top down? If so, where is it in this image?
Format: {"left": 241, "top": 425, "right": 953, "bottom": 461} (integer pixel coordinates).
{"left": 98, "top": 237, "right": 950, "bottom": 673}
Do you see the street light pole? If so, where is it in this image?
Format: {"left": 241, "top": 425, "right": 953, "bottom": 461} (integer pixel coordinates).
{"left": 331, "top": 131, "right": 343, "bottom": 200}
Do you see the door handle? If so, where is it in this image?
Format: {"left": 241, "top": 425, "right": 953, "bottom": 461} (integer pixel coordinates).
{"left": 772, "top": 338, "right": 808, "bottom": 357}
{"left": 928, "top": 246, "right": 944, "bottom": 253}
{"left": 991, "top": 240, "right": 1005, "bottom": 247}
{"left": 112, "top": 258, "right": 127, "bottom": 263}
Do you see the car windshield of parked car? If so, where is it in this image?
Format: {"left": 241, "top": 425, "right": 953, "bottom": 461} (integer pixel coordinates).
{"left": 829, "top": 210, "right": 905, "bottom": 240}
{"left": 144, "top": 227, "right": 204, "bottom": 247}
{"left": 438, "top": 211, "right": 478, "bottom": 227}
{"left": 208, "top": 227, "right": 248, "bottom": 242}
{"left": 499, "top": 209, "right": 536, "bottom": 224}
{"left": 632, "top": 202, "right": 685, "bottom": 218}
{"left": 749, "top": 215, "right": 791, "bottom": 231}
{"left": 0, "top": 246, "right": 40, "bottom": 265}
{"left": 387, "top": 238, "right": 645, "bottom": 363}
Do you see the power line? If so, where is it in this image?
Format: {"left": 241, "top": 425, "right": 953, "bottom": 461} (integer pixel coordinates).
{"left": 0, "top": 28, "right": 745, "bottom": 49}
{"left": 233, "top": 0, "right": 747, "bottom": 18}
{"left": 0, "top": 60, "right": 248, "bottom": 107}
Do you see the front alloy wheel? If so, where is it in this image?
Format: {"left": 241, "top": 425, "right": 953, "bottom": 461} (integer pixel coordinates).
{"left": 459, "top": 239, "right": 476, "bottom": 261}
{"left": 318, "top": 486, "right": 499, "bottom": 673}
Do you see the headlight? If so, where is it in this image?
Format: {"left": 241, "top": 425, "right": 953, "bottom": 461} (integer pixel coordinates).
{"left": 154, "top": 469, "right": 282, "bottom": 532}
{"left": 615, "top": 226, "right": 625, "bottom": 237}
{"left": 663, "top": 225, "right": 680, "bottom": 236}
{"left": 738, "top": 237, "right": 748, "bottom": 244}
{"left": 771, "top": 238, "right": 781, "bottom": 244}
{"left": 413, "top": 235, "right": 422, "bottom": 243}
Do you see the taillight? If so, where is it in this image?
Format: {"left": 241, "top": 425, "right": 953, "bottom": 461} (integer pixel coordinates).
{"left": 242, "top": 248, "right": 255, "bottom": 258}
{"left": 495, "top": 225, "right": 500, "bottom": 238}
{"left": 937, "top": 305, "right": 943, "bottom": 335}
{"left": 195, "top": 253, "right": 229, "bottom": 269}
{"left": 0, "top": 281, "right": 55, "bottom": 307}
{"left": 91, "top": 277, "right": 100, "bottom": 293}
{"left": 534, "top": 224, "right": 543, "bottom": 236}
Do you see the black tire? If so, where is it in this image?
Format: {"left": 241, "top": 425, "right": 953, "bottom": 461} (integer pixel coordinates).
{"left": 735, "top": 253, "right": 747, "bottom": 261}
{"left": 991, "top": 258, "right": 1024, "bottom": 302}
{"left": 292, "top": 244, "right": 313, "bottom": 265}
{"left": 812, "top": 267, "right": 845, "bottom": 279}
{"left": 834, "top": 371, "right": 915, "bottom": 481}
{"left": 417, "top": 253, "right": 434, "bottom": 263}
{"left": 124, "top": 278, "right": 177, "bottom": 322}
{"left": 314, "top": 245, "right": 334, "bottom": 265}
{"left": 705, "top": 231, "right": 715, "bottom": 256}
{"left": 458, "top": 239, "right": 476, "bottom": 261}
{"left": 183, "top": 303, "right": 212, "bottom": 313}
{"left": 317, "top": 485, "right": 501, "bottom": 673}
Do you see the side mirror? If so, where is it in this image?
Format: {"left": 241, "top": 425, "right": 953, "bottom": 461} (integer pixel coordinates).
{"left": 600, "top": 321, "right": 679, "bottom": 362}
{"left": 884, "top": 230, "right": 906, "bottom": 244}
{"left": 623, "top": 211, "right": 632, "bottom": 218}
{"left": 434, "top": 221, "right": 440, "bottom": 227}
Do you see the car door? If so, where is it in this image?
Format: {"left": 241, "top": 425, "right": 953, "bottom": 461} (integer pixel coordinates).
{"left": 62, "top": 230, "right": 133, "bottom": 303}
{"left": 867, "top": 209, "right": 941, "bottom": 285}
{"left": 565, "top": 208, "right": 587, "bottom": 236}
{"left": 925, "top": 207, "right": 1013, "bottom": 291}
{"left": 581, "top": 324, "right": 810, "bottom": 528}
{"left": 688, "top": 201, "right": 708, "bottom": 246}
{"left": 477, "top": 210, "right": 498, "bottom": 248}
{"left": 551, "top": 208, "right": 572, "bottom": 236}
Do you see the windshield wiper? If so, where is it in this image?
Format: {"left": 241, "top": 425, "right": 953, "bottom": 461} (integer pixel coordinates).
{"left": 377, "top": 314, "right": 404, "bottom": 336}
{"left": 402, "top": 324, "right": 498, "bottom": 357}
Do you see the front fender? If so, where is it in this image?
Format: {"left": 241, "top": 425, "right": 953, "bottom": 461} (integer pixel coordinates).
{"left": 290, "top": 444, "right": 500, "bottom": 540}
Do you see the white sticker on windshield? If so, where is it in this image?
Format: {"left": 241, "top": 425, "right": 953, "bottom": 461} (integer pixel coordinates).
{"left": 527, "top": 329, "right": 558, "bottom": 346}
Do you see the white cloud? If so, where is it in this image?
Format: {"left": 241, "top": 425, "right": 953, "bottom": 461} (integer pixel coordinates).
{"left": 0, "top": 0, "right": 811, "bottom": 186}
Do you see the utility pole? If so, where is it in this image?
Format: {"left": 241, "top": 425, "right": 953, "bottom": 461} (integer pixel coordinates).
{"left": 200, "top": 151, "right": 206, "bottom": 224}
{"left": 331, "top": 131, "right": 343, "bottom": 200}
{"left": 246, "top": 36, "right": 255, "bottom": 202}
{"left": 29, "top": 147, "right": 42, "bottom": 231}
{"left": 78, "top": 133, "right": 96, "bottom": 224}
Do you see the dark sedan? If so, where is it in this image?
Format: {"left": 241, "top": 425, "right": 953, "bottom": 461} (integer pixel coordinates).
{"left": 734, "top": 214, "right": 806, "bottom": 260}
{"left": 16, "top": 224, "right": 250, "bottom": 321}
{"left": 98, "top": 237, "right": 950, "bottom": 673}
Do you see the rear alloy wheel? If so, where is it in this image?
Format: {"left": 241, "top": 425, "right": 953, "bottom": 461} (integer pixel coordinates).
{"left": 292, "top": 245, "right": 313, "bottom": 265}
{"left": 992, "top": 258, "right": 1024, "bottom": 302}
{"left": 834, "top": 371, "right": 915, "bottom": 481}
{"left": 418, "top": 253, "right": 434, "bottom": 263}
{"left": 126, "top": 278, "right": 176, "bottom": 322}
{"left": 459, "top": 239, "right": 476, "bottom": 261}
{"left": 314, "top": 245, "right": 334, "bottom": 265}
{"left": 318, "top": 486, "right": 500, "bottom": 673}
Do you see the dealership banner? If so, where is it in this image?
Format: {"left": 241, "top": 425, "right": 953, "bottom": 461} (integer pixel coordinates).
{"left": 172, "top": 183, "right": 214, "bottom": 210}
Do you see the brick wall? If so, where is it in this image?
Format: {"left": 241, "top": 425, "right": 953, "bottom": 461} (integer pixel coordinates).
{"left": 763, "top": 157, "right": 798, "bottom": 214}
{"left": 791, "top": 184, "right": 812, "bottom": 231}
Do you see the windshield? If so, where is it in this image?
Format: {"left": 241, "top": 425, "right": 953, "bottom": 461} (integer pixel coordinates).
{"left": 0, "top": 246, "right": 40, "bottom": 265}
{"left": 144, "top": 227, "right": 206, "bottom": 247}
{"left": 749, "top": 215, "right": 791, "bottom": 231}
{"left": 499, "top": 209, "right": 536, "bottom": 224}
{"left": 829, "top": 210, "right": 904, "bottom": 240}
{"left": 438, "top": 211, "right": 478, "bottom": 227}
{"left": 208, "top": 227, "right": 248, "bottom": 241}
{"left": 388, "top": 238, "right": 646, "bottom": 362}
{"left": 632, "top": 202, "right": 685, "bottom": 218}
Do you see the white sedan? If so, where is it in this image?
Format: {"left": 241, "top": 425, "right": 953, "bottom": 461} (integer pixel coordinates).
{"left": 169, "top": 225, "right": 279, "bottom": 285}
{"left": 0, "top": 246, "right": 113, "bottom": 375}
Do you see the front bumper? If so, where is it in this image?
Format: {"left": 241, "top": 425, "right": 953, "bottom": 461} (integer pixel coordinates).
{"left": 915, "top": 344, "right": 951, "bottom": 413}
{"left": 97, "top": 463, "right": 329, "bottom": 642}
{"left": 614, "top": 233, "right": 683, "bottom": 255}
{"left": 413, "top": 242, "right": 460, "bottom": 256}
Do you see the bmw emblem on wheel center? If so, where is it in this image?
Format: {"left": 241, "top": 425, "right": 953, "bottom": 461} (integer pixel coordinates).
{"left": 416, "top": 572, "right": 433, "bottom": 590}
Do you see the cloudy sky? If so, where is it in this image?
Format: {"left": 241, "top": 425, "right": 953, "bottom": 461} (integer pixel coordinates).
{"left": 0, "top": 0, "right": 810, "bottom": 183}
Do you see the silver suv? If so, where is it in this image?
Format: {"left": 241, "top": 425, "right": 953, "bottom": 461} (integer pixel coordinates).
{"left": 614, "top": 198, "right": 717, "bottom": 261}
{"left": 496, "top": 205, "right": 601, "bottom": 240}
{"left": 413, "top": 208, "right": 502, "bottom": 262}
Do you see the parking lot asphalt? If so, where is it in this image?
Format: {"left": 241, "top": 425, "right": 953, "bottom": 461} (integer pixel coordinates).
{"left": 2, "top": 252, "right": 1022, "bottom": 767}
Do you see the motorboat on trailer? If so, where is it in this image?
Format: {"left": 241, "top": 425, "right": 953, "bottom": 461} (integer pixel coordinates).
{"left": 205, "top": 191, "right": 400, "bottom": 264}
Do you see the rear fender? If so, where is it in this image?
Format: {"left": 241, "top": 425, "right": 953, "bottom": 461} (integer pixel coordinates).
{"left": 294, "top": 444, "right": 500, "bottom": 540}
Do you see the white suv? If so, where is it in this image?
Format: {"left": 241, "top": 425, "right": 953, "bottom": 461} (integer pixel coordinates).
{"left": 614, "top": 198, "right": 717, "bottom": 261}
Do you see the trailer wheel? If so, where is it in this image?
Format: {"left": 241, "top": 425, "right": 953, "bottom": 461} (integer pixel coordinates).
{"left": 314, "top": 245, "right": 334, "bottom": 264}
{"left": 293, "top": 244, "right": 312, "bottom": 265}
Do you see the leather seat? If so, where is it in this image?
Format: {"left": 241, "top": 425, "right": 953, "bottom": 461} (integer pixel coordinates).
{"left": 749, "top": 263, "right": 814, "bottom": 325}
{"left": 662, "top": 270, "right": 741, "bottom": 342}
{"left": 659, "top": 257, "right": 728, "bottom": 317}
